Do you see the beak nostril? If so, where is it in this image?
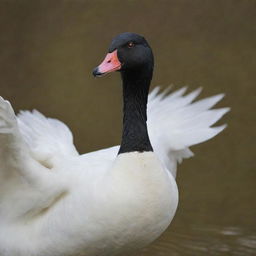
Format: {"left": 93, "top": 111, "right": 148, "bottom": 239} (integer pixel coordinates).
{"left": 107, "top": 60, "right": 111, "bottom": 63}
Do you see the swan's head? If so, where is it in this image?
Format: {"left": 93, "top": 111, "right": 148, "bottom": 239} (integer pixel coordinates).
{"left": 93, "top": 32, "right": 154, "bottom": 77}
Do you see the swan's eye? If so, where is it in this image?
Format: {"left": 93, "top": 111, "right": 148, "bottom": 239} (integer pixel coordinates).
{"left": 127, "top": 42, "right": 135, "bottom": 48}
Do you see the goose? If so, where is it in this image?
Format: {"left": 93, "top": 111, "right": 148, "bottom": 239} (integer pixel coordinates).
{"left": 0, "top": 32, "right": 229, "bottom": 256}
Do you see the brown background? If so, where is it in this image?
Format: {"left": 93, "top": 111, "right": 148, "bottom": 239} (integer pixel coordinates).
{"left": 0, "top": 0, "right": 255, "bottom": 255}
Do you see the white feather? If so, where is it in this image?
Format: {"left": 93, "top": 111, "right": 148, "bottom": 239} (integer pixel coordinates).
{"left": 17, "top": 110, "right": 78, "bottom": 168}
{"left": 0, "top": 87, "right": 229, "bottom": 256}
{"left": 147, "top": 87, "right": 229, "bottom": 177}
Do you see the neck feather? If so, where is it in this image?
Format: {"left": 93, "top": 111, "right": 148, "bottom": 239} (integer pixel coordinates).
{"left": 118, "top": 67, "right": 153, "bottom": 154}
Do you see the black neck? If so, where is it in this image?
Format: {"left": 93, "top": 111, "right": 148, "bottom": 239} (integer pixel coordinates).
{"left": 118, "top": 67, "right": 153, "bottom": 154}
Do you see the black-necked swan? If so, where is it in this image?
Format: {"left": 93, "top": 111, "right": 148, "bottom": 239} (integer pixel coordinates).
{"left": 0, "top": 32, "right": 229, "bottom": 256}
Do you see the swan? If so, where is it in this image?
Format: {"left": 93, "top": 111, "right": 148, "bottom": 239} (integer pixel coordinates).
{"left": 0, "top": 32, "right": 229, "bottom": 256}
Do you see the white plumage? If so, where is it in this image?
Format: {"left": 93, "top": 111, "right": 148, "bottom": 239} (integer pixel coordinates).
{"left": 0, "top": 87, "right": 229, "bottom": 256}
{"left": 147, "top": 87, "right": 229, "bottom": 177}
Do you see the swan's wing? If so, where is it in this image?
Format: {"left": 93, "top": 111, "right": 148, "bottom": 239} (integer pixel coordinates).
{"left": 17, "top": 110, "right": 78, "bottom": 168}
{"left": 0, "top": 97, "right": 67, "bottom": 220}
{"left": 15, "top": 86, "right": 228, "bottom": 180}
{"left": 0, "top": 97, "right": 30, "bottom": 177}
{"left": 147, "top": 87, "right": 230, "bottom": 178}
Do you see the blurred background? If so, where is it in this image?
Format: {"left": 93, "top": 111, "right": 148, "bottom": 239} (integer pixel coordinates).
{"left": 0, "top": 0, "right": 255, "bottom": 255}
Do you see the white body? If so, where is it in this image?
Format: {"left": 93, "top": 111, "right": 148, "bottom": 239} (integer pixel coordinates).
{"left": 0, "top": 87, "right": 229, "bottom": 256}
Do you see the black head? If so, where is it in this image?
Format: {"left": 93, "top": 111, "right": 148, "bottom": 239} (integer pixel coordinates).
{"left": 93, "top": 32, "right": 154, "bottom": 77}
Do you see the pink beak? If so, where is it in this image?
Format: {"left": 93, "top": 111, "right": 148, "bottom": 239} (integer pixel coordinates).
{"left": 93, "top": 50, "right": 122, "bottom": 77}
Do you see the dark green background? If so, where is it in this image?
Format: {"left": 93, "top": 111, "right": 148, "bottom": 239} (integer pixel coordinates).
{"left": 0, "top": 1, "right": 255, "bottom": 255}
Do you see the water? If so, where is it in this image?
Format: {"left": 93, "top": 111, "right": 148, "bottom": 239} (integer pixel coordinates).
{"left": 138, "top": 225, "right": 256, "bottom": 256}
{"left": 0, "top": 1, "right": 255, "bottom": 255}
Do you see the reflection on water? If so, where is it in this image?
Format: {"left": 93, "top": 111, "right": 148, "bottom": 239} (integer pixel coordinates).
{"left": 137, "top": 225, "right": 256, "bottom": 256}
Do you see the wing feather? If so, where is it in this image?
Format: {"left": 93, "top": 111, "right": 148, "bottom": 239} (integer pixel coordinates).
{"left": 147, "top": 87, "right": 229, "bottom": 177}
{"left": 17, "top": 110, "right": 78, "bottom": 167}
